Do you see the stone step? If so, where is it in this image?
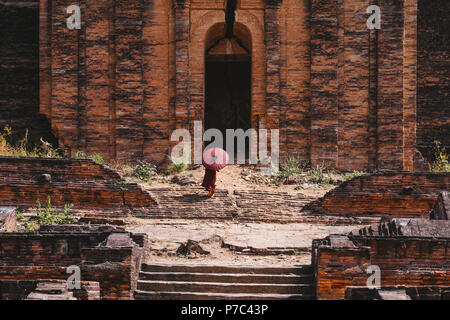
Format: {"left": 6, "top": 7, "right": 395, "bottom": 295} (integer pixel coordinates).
{"left": 134, "top": 290, "right": 314, "bottom": 300}
{"left": 34, "top": 282, "right": 68, "bottom": 295}
{"left": 25, "top": 281, "right": 76, "bottom": 300}
{"left": 25, "top": 292, "right": 76, "bottom": 300}
{"left": 141, "top": 264, "right": 313, "bottom": 275}
{"left": 139, "top": 271, "right": 314, "bottom": 284}
{"left": 136, "top": 280, "right": 315, "bottom": 295}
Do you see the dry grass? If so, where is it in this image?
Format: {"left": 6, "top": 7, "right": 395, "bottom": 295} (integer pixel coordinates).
{"left": 430, "top": 141, "right": 450, "bottom": 172}
{"left": 0, "top": 126, "right": 61, "bottom": 158}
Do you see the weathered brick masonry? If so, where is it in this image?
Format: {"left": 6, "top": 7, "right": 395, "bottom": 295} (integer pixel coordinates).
{"left": 306, "top": 171, "right": 450, "bottom": 218}
{"left": 417, "top": 0, "right": 450, "bottom": 157}
{"left": 0, "top": 226, "right": 148, "bottom": 299}
{"left": 313, "top": 219, "right": 450, "bottom": 300}
{"left": 0, "top": 1, "right": 56, "bottom": 145}
{"left": 344, "top": 286, "right": 450, "bottom": 300}
{"left": 0, "top": 208, "right": 16, "bottom": 232}
{"left": 0, "top": 279, "right": 101, "bottom": 300}
{"left": 430, "top": 191, "right": 449, "bottom": 220}
{"left": 0, "top": 156, "right": 157, "bottom": 216}
{"left": 25, "top": 0, "right": 446, "bottom": 170}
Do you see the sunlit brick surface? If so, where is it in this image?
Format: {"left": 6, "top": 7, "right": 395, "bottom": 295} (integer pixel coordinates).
{"left": 0, "top": 0, "right": 444, "bottom": 170}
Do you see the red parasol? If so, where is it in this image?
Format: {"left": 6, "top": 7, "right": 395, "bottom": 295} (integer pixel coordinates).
{"left": 202, "top": 148, "right": 229, "bottom": 171}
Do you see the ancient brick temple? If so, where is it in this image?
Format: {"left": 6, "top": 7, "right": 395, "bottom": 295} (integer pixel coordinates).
{"left": 0, "top": 0, "right": 448, "bottom": 170}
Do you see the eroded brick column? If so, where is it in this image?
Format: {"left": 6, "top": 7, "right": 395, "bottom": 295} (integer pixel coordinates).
{"left": 403, "top": 0, "right": 417, "bottom": 171}
{"left": 39, "top": 0, "right": 52, "bottom": 119}
{"left": 336, "top": 0, "right": 371, "bottom": 171}
{"left": 310, "top": 0, "right": 339, "bottom": 168}
{"left": 174, "top": 0, "right": 190, "bottom": 130}
{"left": 50, "top": 0, "right": 81, "bottom": 153}
{"left": 279, "top": 0, "right": 311, "bottom": 161}
{"left": 264, "top": 0, "right": 282, "bottom": 131}
{"left": 83, "top": 0, "right": 114, "bottom": 158}
{"left": 114, "top": 0, "right": 144, "bottom": 160}
{"left": 376, "top": 0, "right": 404, "bottom": 170}
{"left": 142, "top": 0, "right": 171, "bottom": 164}
{"left": 368, "top": 0, "right": 379, "bottom": 172}
{"left": 417, "top": 0, "right": 450, "bottom": 156}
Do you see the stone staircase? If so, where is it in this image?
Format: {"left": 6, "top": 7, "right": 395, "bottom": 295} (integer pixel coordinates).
{"left": 142, "top": 188, "right": 239, "bottom": 219}
{"left": 233, "top": 189, "right": 318, "bottom": 223}
{"left": 25, "top": 281, "right": 76, "bottom": 300}
{"left": 141, "top": 187, "right": 319, "bottom": 222}
{"left": 134, "top": 264, "right": 316, "bottom": 300}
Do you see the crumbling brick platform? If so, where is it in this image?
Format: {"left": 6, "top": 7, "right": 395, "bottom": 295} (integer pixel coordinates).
{"left": 345, "top": 285, "right": 450, "bottom": 300}
{"left": 139, "top": 188, "right": 238, "bottom": 220}
{"left": 139, "top": 186, "right": 380, "bottom": 224}
{"left": 0, "top": 279, "right": 101, "bottom": 300}
{"left": 306, "top": 171, "right": 450, "bottom": 218}
{"left": 313, "top": 218, "right": 450, "bottom": 300}
{"left": 431, "top": 191, "right": 450, "bottom": 220}
{"left": 0, "top": 225, "right": 148, "bottom": 300}
{"left": 0, "top": 156, "right": 156, "bottom": 217}
{"left": 234, "top": 189, "right": 318, "bottom": 223}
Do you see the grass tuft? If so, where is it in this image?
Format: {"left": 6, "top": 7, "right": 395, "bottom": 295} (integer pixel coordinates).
{"left": 16, "top": 197, "right": 76, "bottom": 232}
{"left": 74, "top": 150, "right": 105, "bottom": 164}
{"left": 0, "top": 126, "right": 63, "bottom": 158}
{"left": 429, "top": 141, "right": 450, "bottom": 172}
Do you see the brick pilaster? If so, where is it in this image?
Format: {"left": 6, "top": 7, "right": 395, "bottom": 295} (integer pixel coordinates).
{"left": 142, "top": 0, "right": 171, "bottom": 164}
{"left": 39, "top": 0, "right": 52, "bottom": 119}
{"left": 403, "top": 0, "right": 417, "bottom": 171}
{"left": 377, "top": 0, "right": 404, "bottom": 170}
{"left": 264, "top": 0, "right": 282, "bottom": 130}
{"left": 114, "top": 0, "right": 144, "bottom": 160}
{"left": 310, "top": 0, "right": 339, "bottom": 168}
{"left": 174, "top": 0, "right": 190, "bottom": 130}
{"left": 50, "top": 0, "right": 81, "bottom": 153}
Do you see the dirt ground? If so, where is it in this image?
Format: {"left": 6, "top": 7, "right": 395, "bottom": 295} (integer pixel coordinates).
{"left": 131, "top": 164, "right": 333, "bottom": 198}
{"left": 122, "top": 165, "right": 362, "bottom": 266}
{"left": 126, "top": 218, "right": 361, "bottom": 266}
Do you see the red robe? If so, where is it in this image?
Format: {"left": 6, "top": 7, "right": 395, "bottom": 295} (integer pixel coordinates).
{"left": 201, "top": 168, "right": 217, "bottom": 192}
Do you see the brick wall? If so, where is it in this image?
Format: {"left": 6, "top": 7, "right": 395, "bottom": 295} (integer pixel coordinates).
{"left": 0, "top": 157, "right": 156, "bottom": 216}
{"left": 279, "top": 0, "right": 310, "bottom": 161}
{"left": 307, "top": 171, "right": 450, "bottom": 218}
{"left": 0, "top": 156, "right": 121, "bottom": 181}
{"left": 72, "top": 281, "right": 101, "bottom": 300}
{"left": 0, "top": 279, "right": 100, "bottom": 300}
{"left": 0, "top": 229, "right": 147, "bottom": 300}
{"left": 313, "top": 219, "right": 450, "bottom": 300}
{"left": 33, "top": 0, "right": 447, "bottom": 170}
{"left": 39, "top": 0, "right": 173, "bottom": 163}
{"left": 430, "top": 192, "right": 449, "bottom": 220}
{"left": 417, "top": 0, "right": 450, "bottom": 158}
{"left": 310, "top": 0, "right": 339, "bottom": 168}
{"left": 0, "top": 1, "right": 56, "bottom": 146}
{"left": 0, "top": 280, "right": 36, "bottom": 300}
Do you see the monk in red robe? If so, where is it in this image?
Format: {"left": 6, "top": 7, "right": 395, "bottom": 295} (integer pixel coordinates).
{"left": 201, "top": 168, "right": 217, "bottom": 197}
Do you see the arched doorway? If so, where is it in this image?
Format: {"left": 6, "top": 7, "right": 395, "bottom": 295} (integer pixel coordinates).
{"left": 204, "top": 22, "right": 252, "bottom": 156}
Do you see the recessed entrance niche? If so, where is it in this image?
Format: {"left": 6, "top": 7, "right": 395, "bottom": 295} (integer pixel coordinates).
{"left": 204, "top": 22, "right": 252, "bottom": 156}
